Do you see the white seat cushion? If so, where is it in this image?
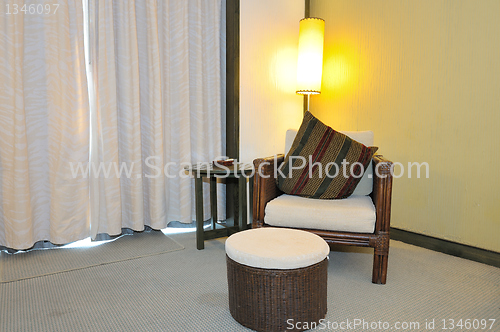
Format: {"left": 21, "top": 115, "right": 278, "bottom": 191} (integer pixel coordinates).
{"left": 284, "top": 129, "right": 374, "bottom": 196}
{"left": 225, "top": 228, "right": 330, "bottom": 269}
{"left": 264, "top": 194, "right": 376, "bottom": 233}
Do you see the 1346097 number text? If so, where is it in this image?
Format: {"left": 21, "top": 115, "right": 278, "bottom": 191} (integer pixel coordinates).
{"left": 5, "top": 4, "right": 60, "bottom": 15}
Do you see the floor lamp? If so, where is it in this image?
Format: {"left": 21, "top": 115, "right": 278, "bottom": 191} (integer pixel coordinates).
{"left": 296, "top": 17, "right": 325, "bottom": 114}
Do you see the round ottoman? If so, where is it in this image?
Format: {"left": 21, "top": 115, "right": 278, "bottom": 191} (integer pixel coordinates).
{"left": 225, "top": 227, "right": 329, "bottom": 332}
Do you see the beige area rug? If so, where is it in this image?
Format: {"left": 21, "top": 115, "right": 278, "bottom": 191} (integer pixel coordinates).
{"left": 0, "top": 231, "right": 184, "bottom": 283}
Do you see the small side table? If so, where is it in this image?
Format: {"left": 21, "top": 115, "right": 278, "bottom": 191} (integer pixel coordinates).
{"left": 187, "top": 163, "right": 254, "bottom": 250}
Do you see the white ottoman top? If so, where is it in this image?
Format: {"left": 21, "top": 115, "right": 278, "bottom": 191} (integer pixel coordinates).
{"left": 225, "top": 228, "right": 330, "bottom": 270}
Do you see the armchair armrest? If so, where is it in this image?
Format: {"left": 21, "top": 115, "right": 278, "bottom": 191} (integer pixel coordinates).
{"left": 371, "top": 155, "right": 393, "bottom": 233}
{"left": 252, "top": 154, "right": 285, "bottom": 227}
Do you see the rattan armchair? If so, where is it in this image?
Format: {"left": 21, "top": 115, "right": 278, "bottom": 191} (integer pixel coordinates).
{"left": 252, "top": 154, "right": 393, "bottom": 284}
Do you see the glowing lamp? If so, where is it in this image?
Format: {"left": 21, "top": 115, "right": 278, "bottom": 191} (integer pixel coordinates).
{"left": 296, "top": 17, "right": 325, "bottom": 111}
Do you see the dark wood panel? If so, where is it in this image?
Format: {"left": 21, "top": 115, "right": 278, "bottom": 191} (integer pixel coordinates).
{"left": 226, "top": 0, "right": 239, "bottom": 160}
{"left": 391, "top": 228, "right": 500, "bottom": 268}
{"left": 226, "top": 0, "right": 240, "bottom": 225}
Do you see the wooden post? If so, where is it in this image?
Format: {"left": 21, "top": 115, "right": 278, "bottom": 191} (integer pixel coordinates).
{"left": 210, "top": 177, "right": 217, "bottom": 230}
{"left": 195, "top": 177, "right": 204, "bottom": 250}
{"left": 238, "top": 176, "right": 247, "bottom": 230}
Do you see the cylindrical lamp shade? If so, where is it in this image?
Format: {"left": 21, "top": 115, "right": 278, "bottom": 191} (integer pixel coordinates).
{"left": 296, "top": 18, "right": 325, "bottom": 95}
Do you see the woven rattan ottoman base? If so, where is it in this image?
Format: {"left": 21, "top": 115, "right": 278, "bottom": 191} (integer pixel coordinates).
{"left": 226, "top": 255, "right": 328, "bottom": 332}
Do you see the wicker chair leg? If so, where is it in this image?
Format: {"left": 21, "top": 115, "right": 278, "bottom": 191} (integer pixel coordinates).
{"left": 371, "top": 231, "right": 390, "bottom": 284}
{"left": 372, "top": 253, "right": 388, "bottom": 284}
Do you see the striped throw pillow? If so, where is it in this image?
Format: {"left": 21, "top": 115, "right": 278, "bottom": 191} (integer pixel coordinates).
{"left": 276, "top": 112, "right": 378, "bottom": 199}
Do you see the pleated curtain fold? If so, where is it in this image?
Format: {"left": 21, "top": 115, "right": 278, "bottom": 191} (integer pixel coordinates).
{"left": 0, "top": 1, "right": 90, "bottom": 250}
{"left": 89, "top": 0, "right": 226, "bottom": 238}
{"left": 0, "top": 0, "right": 226, "bottom": 249}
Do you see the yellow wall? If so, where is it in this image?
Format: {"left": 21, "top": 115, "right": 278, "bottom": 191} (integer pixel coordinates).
{"left": 240, "top": 0, "right": 304, "bottom": 162}
{"left": 311, "top": 0, "right": 500, "bottom": 252}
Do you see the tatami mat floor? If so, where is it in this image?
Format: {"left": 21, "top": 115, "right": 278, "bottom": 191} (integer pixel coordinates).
{"left": 1, "top": 229, "right": 499, "bottom": 331}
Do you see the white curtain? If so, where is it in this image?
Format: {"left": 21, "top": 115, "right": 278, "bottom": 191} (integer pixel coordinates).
{"left": 89, "top": 0, "right": 226, "bottom": 237}
{"left": 0, "top": 1, "right": 90, "bottom": 250}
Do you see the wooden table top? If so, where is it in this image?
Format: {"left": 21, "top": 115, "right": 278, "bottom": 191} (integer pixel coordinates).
{"left": 186, "top": 162, "right": 254, "bottom": 177}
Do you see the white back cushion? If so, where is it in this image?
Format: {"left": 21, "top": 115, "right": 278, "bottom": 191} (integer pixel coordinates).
{"left": 284, "top": 129, "right": 374, "bottom": 196}
{"left": 284, "top": 129, "right": 298, "bottom": 156}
